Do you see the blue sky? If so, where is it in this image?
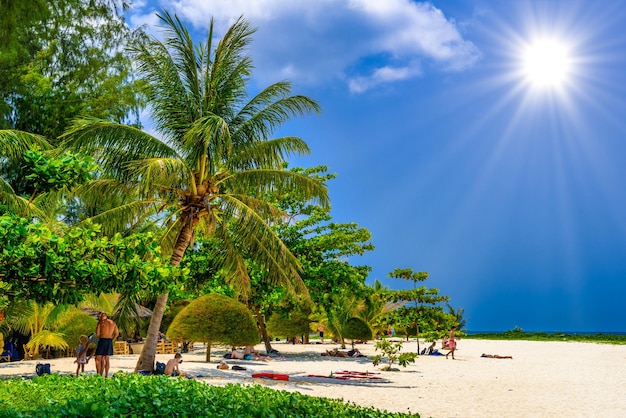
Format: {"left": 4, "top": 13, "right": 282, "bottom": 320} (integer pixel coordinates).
{"left": 129, "top": 1, "right": 626, "bottom": 332}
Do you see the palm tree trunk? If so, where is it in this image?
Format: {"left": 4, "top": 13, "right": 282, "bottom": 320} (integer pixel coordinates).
{"left": 134, "top": 216, "right": 196, "bottom": 373}
{"left": 134, "top": 292, "right": 169, "bottom": 373}
{"left": 254, "top": 306, "right": 273, "bottom": 354}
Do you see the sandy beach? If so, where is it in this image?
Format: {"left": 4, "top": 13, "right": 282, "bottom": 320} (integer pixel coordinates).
{"left": 1, "top": 339, "right": 624, "bottom": 417}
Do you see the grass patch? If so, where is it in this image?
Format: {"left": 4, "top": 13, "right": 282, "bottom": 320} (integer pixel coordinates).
{"left": 0, "top": 373, "right": 420, "bottom": 417}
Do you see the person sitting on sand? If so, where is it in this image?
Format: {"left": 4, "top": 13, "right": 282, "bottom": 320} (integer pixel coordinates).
{"left": 481, "top": 353, "right": 513, "bottom": 359}
{"left": 243, "top": 345, "right": 261, "bottom": 359}
{"left": 164, "top": 353, "right": 184, "bottom": 376}
{"left": 426, "top": 341, "right": 437, "bottom": 355}
{"left": 243, "top": 346, "right": 271, "bottom": 360}
{"left": 441, "top": 336, "right": 450, "bottom": 349}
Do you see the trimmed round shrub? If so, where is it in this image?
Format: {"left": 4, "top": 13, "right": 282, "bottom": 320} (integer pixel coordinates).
{"left": 166, "top": 293, "right": 259, "bottom": 361}
{"left": 343, "top": 317, "right": 373, "bottom": 346}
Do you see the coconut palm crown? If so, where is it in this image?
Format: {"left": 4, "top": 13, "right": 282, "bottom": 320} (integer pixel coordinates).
{"left": 60, "top": 11, "right": 329, "bottom": 371}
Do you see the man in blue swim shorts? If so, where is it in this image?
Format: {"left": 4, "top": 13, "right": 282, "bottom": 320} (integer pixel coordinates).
{"left": 95, "top": 312, "right": 119, "bottom": 377}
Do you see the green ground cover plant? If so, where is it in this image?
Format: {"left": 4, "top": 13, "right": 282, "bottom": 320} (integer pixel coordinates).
{"left": 0, "top": 373, "right": 420, "bottom": 417}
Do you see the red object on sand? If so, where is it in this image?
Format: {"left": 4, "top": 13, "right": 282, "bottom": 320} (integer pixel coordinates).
{"left": 320, "top": 370, "right": 383, "bottom": 380}
{"left": 251, "top": 372, "right": 289, "bottom": 381}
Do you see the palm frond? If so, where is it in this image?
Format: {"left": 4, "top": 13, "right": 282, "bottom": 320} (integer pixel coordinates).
{"left": 233, "top": 83, "right": 321, "bottom": 143}
{"left": 220, "top": 169, "right": 330, "bottom": 208}
{"left": 26, "top": 330, "right": 69, "bottom": 350}
{"left": 76, "top": 198, "right": 163, "bottom": 237}
{"left": 80, "top": 293, "right": 118, "bottom": 314}
{"left": 158, "top": 11, "right": 202, "bottom": 112}
{"left": 124, "top": 157, "right": 192, "bottom": 193}
{"left": 60, "top": 118, "right": 180, "bottom": 180}
{"left": 220, "top": 194, "right": 307, "bottom": 297}
{"left": 183, "top": 114, "right": 232, "bottom": 174}
{"left": 207, "top": 16, "right": 255, "bottom": 114}
{"left": 0, "top": 130, "right": 52, "bottom": 158}
{"left": 230, "top": 136, "right": 311, "bottom": 170}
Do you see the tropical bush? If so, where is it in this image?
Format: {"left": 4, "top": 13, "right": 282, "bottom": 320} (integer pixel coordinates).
{"left": 166, "top": 294, "right": 259, "bottom": 361}
{"left": 56, "top": 309, "right": 97, "bottom": 353}
{"left": 343, "top": 317, "right": 373, "bottom": 348}
{"left": 0, "top": 374, "right": 420, "bottom": 417}
{"left": 266, "top": 311, "right": 310, "bottom": 340}
{"left": 371, "top": 339, "right": 418, "bottom": 371}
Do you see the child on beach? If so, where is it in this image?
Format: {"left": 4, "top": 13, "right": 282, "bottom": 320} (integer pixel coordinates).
{"left": 74, "top": 335, "right": 91, "bottom": 377}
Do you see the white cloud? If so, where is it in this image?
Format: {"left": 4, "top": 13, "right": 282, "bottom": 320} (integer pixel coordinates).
{"left": 349, "top": 65, "right": 421, "bottom": 93}
{"left": 131, "top": 0, "right": 480, "bottom": 92}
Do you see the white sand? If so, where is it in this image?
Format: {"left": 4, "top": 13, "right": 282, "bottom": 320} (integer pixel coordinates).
{"left": 1, "top": 339, "right": 625, "bottom": 417}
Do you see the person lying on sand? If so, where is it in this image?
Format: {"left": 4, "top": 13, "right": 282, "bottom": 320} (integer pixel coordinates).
{"left": 322, "top": 348, "right": 365, "bottom": 358}
{"left": 481, "top": 353, "right": 513, "bottom": 359}
{"left": 322, "top": 348, "right": 349, "bottom": 357}
{"left": 224, "top": 348, "right": 272, "bottom": 361}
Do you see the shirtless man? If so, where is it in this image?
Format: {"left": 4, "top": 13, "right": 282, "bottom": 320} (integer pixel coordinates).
{"left": 164, "top": 353, "right": 183, "bottom": 376}
{"left": 95, "top": 312, "right": 119, "bottom": 377}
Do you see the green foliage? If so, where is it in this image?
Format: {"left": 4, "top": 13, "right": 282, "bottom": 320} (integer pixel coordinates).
{"left": 343, "top": 317, "right": 373, "bottom": 346}
{"left": 0, "top": 373, "right": 420, "bottom": 417}
{"left": 22, "top": 149, "right": 97, "bottom": 193}
{"left": 371, "top": 339, "right": 418, "bottom": 370}
{"left": 1, "top": 0, "right": 145, "bottom": 139}
{"left": 55, "top": 308, "right": 97, "bottom": 352}
{"left": 326, "top": 291, "right": 364, "bottom": 349}
{"left": 166, "top": 294, "right": 259, "bottom": 348}
{"left": 160, "top": 300, "right": 191, "bottom": 335}
{"left": 0, "top": 215, "right": 183, "bottom": 304}
{"left": 273, "top": 166, "right": 374, "bottom": 312}
{"left": 266, "top": 311, "right": 311, "bottom": 338}
{"left": 385, "top": 268, "right": 451, "bottom": 350}
{"left": 465, "top": 329, "right": 626, "bottom": 345}
{"left": 4, "top": 301, "right": 70, "bottom": 354}
{"left": 446, "top": 303, "right": 467, "bottom": 331}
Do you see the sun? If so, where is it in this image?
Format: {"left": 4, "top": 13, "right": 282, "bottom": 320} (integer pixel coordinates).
{"left": 522, "top": 39, "right": 571, "bottom": 87}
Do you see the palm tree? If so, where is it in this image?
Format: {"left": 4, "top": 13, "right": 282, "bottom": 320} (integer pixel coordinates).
{"left": 446, "top": 303, "right": 468, "bottom": 331}
{"left": 5, "top": 301, "right": 70, "bottom": 358}
{"left": 361, "top": 280, "right": 403, "bottom": 338}
{"left": 60, "top": 11, "right": 328, "bottom": 372}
